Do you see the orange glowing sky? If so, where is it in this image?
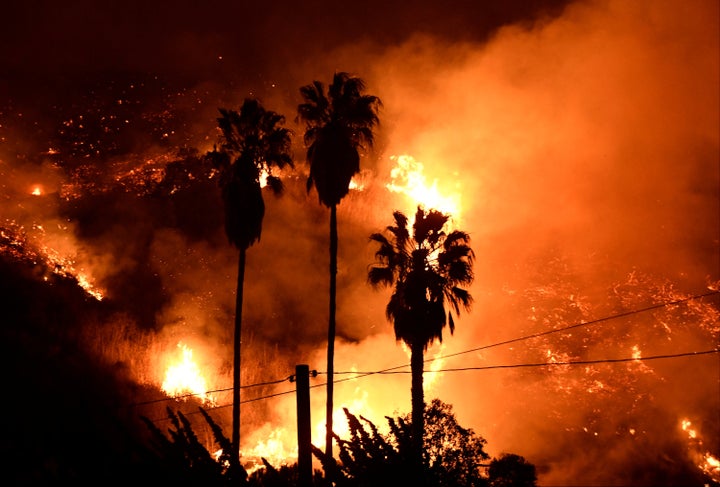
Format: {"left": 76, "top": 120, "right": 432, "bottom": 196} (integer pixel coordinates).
{"left": 1, "top": 0, "right": 718, "bottom": 485}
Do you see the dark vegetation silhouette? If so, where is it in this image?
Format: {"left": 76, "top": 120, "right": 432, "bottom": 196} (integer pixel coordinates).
{"left": 205, "top": 99, "right": 293, "bottom": 463}
{"left": 487, "top": 454, "right": 537, "bottom": 487}
{"left": 297, "top": 72, "right": 381, "bottom": 457}
{"left": 367, "top": 207, "right": 474, "bottom": 472}
{"left": 142, "top": 407, "right": 248, "bottom": 485}
{"left": 0, "top": 257, "right": 172, "bottom": 485}
{"left": 140, "top": 400, "right": 533, "bottom": 486}
{"left": 313, "top": 399, "right": 492, "bottom": 487}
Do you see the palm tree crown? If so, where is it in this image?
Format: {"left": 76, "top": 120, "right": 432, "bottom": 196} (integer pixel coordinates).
{"left": 368, "top": 207, "right": 474, "bottom": 349}
{"left": 297, "top": 72, "right": 381, "bottom": 206}
{"left": 208, "top": 98, "right": 293, "bottom": 249}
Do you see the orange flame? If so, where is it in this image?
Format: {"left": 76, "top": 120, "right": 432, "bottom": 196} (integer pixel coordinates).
{"left": 161, "top": 342, "right": 215, "bottom": 405}
{"left": 243, "top": 427, "right": 297, "bottom": 470}
{"left": 386, "top": 154, "right": 462, "bottom": 222}
{"left": 680, "top": 417, "right": 720, "bottom": 482}
{"left": 4, "top": 220, "right": 106, "bottom": 300}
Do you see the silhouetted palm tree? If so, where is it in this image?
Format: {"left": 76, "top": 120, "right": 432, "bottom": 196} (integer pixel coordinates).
{"left": 297, "top": 72, "right": 381, "bottom": 457}
{"left": 206, "top": 98, "right": 293, "bottom": 464}
{"left": 367, "top": 207, "right": 474, "bottom": 471}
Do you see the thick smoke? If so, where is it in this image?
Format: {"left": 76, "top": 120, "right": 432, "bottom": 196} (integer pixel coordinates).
{"left": 257, "top": 0, "right": 719, "bottom": 483}
{"left": 1, "top": 0, "right": 717, "bottom": 484}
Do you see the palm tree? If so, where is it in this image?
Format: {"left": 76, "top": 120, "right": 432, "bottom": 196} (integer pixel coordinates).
{"left": 367, "top": 206, "right": 474, "bottom": 471}
{"left": 297, "top": 72, "right": 381, "bottom": 457}
{"left": 206, "top": 98, "right": 293, "bottom": 464}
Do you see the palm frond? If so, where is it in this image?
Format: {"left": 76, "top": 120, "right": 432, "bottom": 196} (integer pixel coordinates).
{"left": 413, "top": 207, "right": 448, "bottom": 247}
{"left": 298, "top": 81, "right": 328, "bottom": 125}
{"left": 208, "top": 98, "right": 292, "bottom": 250}
{"left": 264, "top": 175, "right": 283, "bottom": 195}
{"left": 369, "top": 206, "right": 473, "bottom": 353}
{"left": 368, "top": 265, "right": 394, "bottom": 288}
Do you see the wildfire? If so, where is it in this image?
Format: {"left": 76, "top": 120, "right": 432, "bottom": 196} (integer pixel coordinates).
{"left": 681, "top": 418, "right": 697, "bottom": 439}
{"left": 386, "top": 154, "right": 462, "bottom": 222}
{"left": 349, "top": 178, "right": 364, "bottom": 191}
{"left": 243, "top": 427, "right": 297, "bottom": 470}
{"left": 0, "top": 220, "right": 104, "bottom": 300}
{"left": 426, "top": 344, "right": 445, "bottom": 390}
{"left": 161, "top": 342, "right": 215, "bottom": 406}
{"left": 680, "top": 417, "right": 720, "bottom": 482}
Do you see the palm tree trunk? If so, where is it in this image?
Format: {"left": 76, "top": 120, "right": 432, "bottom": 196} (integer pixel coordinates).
{"left": 410, "top": 339, "right": 425, "bottom": 473}
{"left": 325, "top": 204, "right": 338, "bottom": 458}
{"left": 232, "top": 247, "right": 246, "bottom": 465}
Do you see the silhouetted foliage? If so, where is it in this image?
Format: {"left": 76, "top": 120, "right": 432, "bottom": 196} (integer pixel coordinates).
{"left": 488, "top": 454, "right": 537, "bottom": 487}
{"left": 246, "top": 459, "right": 324, "bottom": 487}
{"left": 314, "top": 399, "right": 495, "bottom": 487}
{"left": 297, "top": 72, "right": 381, "bottom": 208}
{"left": 207, "top": 98, "right": 293, "bottom": 250}
{"left": 0, "top": 256, "right": 173, "bottom": 485}
{"left": 142, "top": 408, "right": 330, "bottom": 487}
{"left": 142, "top": 407, "right": 248, "bottom": 486}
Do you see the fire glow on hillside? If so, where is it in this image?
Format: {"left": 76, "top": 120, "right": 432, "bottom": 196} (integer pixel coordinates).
{"left": 1, "top": 1, "right": 718, "bottom": 484}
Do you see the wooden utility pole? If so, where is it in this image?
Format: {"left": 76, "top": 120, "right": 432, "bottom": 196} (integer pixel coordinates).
{"left": 295, "top": 364, "right": 312, "bottom": 487}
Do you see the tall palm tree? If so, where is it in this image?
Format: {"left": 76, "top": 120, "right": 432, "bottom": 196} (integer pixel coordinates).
{"left": 367, "top": 206, "right": 474, "bottom": 471}
{"left": 297, "top": 72, "right": 381, "bottom": 457}
{"left": 206, "top": 98, "right": 293, "bottom": 465}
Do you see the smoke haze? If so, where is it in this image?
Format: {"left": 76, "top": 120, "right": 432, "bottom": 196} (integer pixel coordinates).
{"left": 1, "top": 0, "right": 718, "bottom": 484}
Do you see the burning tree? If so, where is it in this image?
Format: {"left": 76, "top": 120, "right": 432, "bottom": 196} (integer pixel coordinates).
{"left": 205, "top": 98, "right": 293, "bottom": 464}
{"left": 367, "top": 207, "right": 474, "bottom": 475}
{"left": 297, "top": 72, "right": 381, "bottom": 458}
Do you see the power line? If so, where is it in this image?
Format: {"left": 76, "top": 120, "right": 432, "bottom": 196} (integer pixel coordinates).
{"left": 146, "top": 347, "right": 719, "bottom": 423}
{"left": 432, "top": 290, "right": 720, "bottom": 364}
{"left": 333, "top": 349, "right": 720, "bottom": 375}
{"left": 142, "top": 290, "right": 720, "bottom": 418}
{"left": 133, "top": 375, "right": 291, "bottom": 406}
{"left": 319, "top": 289, "right": 720, "bottom": 379}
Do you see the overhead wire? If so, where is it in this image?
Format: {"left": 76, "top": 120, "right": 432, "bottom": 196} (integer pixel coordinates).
{"left": 430, "top": 289, "right": 720, "bottom": 364}
{"left": 325, "top": 289, "right": 720, "bottom": 377}
{"left": 146, "top": 347, "right": 719, "bottom": 423}
{"left": 331, "top": 349, "right": 719, "bottom": 375}
{"left": 142, "top": 290, "right": 719, "bottom": 421}
{"left": 133, "top": 375, "right": 291, "bottom": 406}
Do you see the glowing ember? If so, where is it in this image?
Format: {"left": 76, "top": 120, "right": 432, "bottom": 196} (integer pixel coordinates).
{"left": 386, "top": 154, "right": 461, "bottom": 221}
{"left": 30, "top": 185, "right": 43, "bottom": 196}
{"left": 161, "top": 342, "right": 215, "bottom": 405}
{"left": 681, "top": 418, "right": 697, "bottom": 439}
{"left": 704, "top": 454, "right": 720, "bottom": 480}
{"left": 680, "top": 417, "right": 720, "bottom": 482}
{"left": 0, "top": 220, "right": 105, "bottom": 300}
{"left": 75, "top": 271, "right": 104, "bottom": 301}
{"left": 348, "top": 178, "right": 364, "bottom": 191}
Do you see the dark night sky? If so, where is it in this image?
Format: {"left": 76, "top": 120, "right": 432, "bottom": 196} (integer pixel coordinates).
{"left": 1, "top": 1, "right": 570, "bottom": 88}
